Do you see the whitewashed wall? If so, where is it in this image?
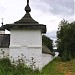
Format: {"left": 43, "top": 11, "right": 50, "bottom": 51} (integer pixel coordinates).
{"left": 41, "top": 52, "right": 59, "bottom": 68}
{"left": 0, "top": 31, "right": 5, "bottom": 34}
{"left": 42, "top": 53, "right": 54, "bottom": 67}
{"left": 10, "top": 30, "right": 42, "bottom": 69}
{"left": 10, "top": 30, "right": 42, "bottom": 46}
{"left": 0, "top": 47, "right": 58, "bottom": 70}
{"left": 0, "top": 48, "right": 9, "bottom": 58}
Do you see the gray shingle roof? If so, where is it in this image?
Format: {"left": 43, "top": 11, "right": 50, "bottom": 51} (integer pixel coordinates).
{"left": 0, "top": 34, "right": 10, "bottom": 48}
{"left": 42, "top": 45, "right": 55, "bottom": 56}
{"left": 0, "top": 25, "right": 5, "bottom": 31}
{"left": 4, "top": 0, "right": 46, "bottom": 33}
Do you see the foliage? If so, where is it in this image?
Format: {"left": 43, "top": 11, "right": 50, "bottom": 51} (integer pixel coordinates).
{"left": 42, "top": 35, "right": 53, "bottom": 51}
{"left": 56, "top": 20, "right": 75, "bottom": 61}
{"left": 0, "top": 58, "right": 11, "bottom": 66}
{"left": 0, "top": 58, "right": 38, "bottom": 75}
{"left": 0, "top": 57, "right": 75, "bottom": 75}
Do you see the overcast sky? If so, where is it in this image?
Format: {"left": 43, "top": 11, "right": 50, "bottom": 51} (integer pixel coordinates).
{"left": 0, "top": 0, "right": 74, "bottom": 40}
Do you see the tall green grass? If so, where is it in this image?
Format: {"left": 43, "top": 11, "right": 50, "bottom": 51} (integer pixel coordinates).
{"left": 0, "top": 57, "right": 75, "bottom": 75}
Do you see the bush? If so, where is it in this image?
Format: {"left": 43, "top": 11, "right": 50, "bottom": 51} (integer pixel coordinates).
{"left": 0, "top": 58, "right": 11, "bottom": 66}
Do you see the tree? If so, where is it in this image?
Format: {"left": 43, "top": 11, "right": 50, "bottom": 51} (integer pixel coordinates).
{"left": 56, "top": 20, "right": 75, "bottom": 61}
{"left": 42, "top": 35, "right": 53, "bottom": 51}
{"left": 69, "top": 21, "right": 75, "bottom": 58}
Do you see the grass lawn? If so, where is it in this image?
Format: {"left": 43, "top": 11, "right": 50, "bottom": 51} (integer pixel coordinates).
{"left": 0, "top": 57, "right": 75, "bottom": 75}
{"left": 41, "top": 57, "right": 75, "bottom": 75}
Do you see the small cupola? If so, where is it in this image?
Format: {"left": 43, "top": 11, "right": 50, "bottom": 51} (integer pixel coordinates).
{"left": 4, "top": 0, "right": 46, "bottom": 33}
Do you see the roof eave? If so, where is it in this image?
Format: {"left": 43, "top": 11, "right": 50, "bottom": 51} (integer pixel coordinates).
{"left": 4, "top": 24, "right": 47, "bottom": 33}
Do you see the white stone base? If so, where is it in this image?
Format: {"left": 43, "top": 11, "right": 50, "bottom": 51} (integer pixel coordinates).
{"left": 0, "top": 47, "right": 57, "bottom": 70}
{"left": 9, "top": 45, "right": 43, "bottom": 70}
{"left": 0, "top": 48, "right": 9, "bottom": 58}
{"left": 42, "top": 53, "right": 54, "bottom": 67}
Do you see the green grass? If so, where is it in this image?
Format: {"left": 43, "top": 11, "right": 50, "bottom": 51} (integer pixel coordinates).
{"left": 0, "top": 57, "right": 75, "bottom": 75}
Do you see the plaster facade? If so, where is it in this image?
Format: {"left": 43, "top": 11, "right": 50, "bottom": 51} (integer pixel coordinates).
{"left": 0, "top": 31, "right": 5, "bottom": 34}
{"left": 10, "top": 30, "right": 43, "bottom": 69}
{"left": 0, "top": 48, "right": 9, "bottom": 58}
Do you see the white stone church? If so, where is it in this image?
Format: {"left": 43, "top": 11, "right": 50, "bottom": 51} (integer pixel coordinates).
{"left": 0, "top": 0, "right": 55, "bottom": 70}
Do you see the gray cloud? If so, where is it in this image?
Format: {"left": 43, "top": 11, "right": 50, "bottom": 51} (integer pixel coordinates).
{"left": 31, "top": 0, "right": 51, "bottom": 13}
{"left": 43, "top": 0, "right": 74, "bottom": 16}
{"left": 46, "top": 30, "right": 57, "bottom": 40}
{"left": 31, "top": 0, "right": 74, "bottom": 17}
{"left": 31, "top": 0, "right": 74, "bottom": 40}
{"left": 0, "top": 6, "right": 6, "bottom": 14}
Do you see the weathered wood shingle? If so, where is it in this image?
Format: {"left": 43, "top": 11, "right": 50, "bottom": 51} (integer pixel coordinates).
{"left": 0, "top": 34, "right": 10, "bottom": 48}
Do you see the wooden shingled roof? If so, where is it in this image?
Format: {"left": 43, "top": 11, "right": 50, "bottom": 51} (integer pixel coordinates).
{"left": 42, "top": 45, "right": 55, "bottom": 56}
{"left": 0, "top": 34, "right": 10, "bottom": 48}
{"left": 4, "top": 0, "right": 46, "bottom": 33}
{"left": 0, "top": 25, "right": 5, "bottom": 31}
